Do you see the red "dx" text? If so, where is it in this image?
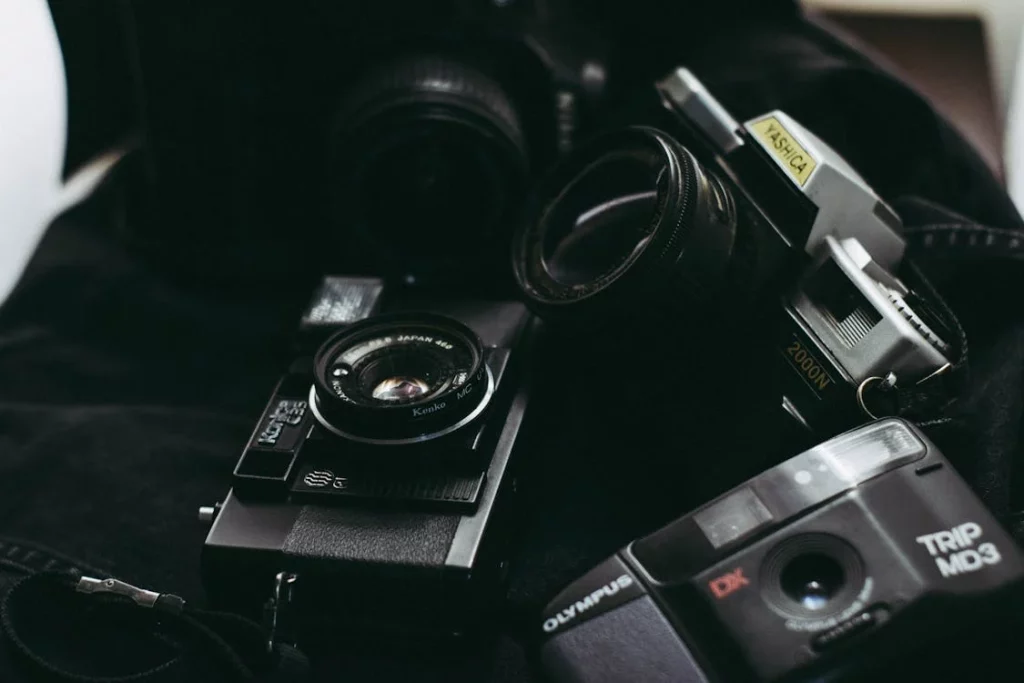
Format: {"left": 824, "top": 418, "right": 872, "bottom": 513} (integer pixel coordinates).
{"left": 709, "top": 568, "right": 749, "bottom": 599}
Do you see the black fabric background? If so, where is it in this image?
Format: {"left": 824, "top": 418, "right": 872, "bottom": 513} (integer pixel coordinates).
{"left": 5, "top": 3, "right": 1024, "bottom": 681}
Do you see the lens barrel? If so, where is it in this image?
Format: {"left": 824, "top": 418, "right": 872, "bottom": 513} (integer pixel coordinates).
{"left": 511, "top": 126, "right": 738, "bottom": 323}
{"left": 330, "top": 56, "right": 528, "bottom": 278}
{"left": 310, "top": 313, "right": 493, "bottom": 445}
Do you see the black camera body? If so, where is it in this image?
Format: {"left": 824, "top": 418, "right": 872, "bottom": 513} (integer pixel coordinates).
{"left": 201, "top": 277, "right": 535, "bottom": 638}
{"left": 539, "top": 419, "right": 1024, "bottom": 683}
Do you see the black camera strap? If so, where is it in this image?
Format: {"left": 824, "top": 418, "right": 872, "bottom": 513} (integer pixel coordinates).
{"left": 902, "top": 223, "right": 1024, "bottom": 261}
{"left": 894, "top": 195, "right": 1024, "bottom": 263}
{"left": 0, "top": 567, "right": 309, "bottom": 683}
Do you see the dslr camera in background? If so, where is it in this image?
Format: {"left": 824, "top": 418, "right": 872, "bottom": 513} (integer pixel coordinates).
{"left": 511, "top": 67, "right": 958, "bottom": 440}
{"left": 539, "top": 419, "right": 1024, "bottom": 683}
{"left": 119, "top": 0, "right": 609, "bottom": 286}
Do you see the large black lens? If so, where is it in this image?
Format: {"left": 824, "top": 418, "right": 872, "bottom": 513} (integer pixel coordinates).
{"left": 512, "top": 126, "right": 738, "bottom": 322}
{"left": 330, "top": 56, "right": 528, "bottom": 278}
{"left": 310, "top": 313, "right": 492, "bottom": 445}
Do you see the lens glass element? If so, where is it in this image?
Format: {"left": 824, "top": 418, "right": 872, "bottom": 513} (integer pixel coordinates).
{"left": 326, "top": 326, "right": 474, "bottom": 408}
{"left": 780, "top": 552, "right": 845, "bottom": 611}
{"left": 372, "top": 376, "right": 431, "bottom": 402}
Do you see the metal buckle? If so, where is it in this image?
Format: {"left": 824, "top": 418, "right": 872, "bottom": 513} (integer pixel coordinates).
{"left": 76, "top": 576, "right": 162, "bottom": 608}
{"left": 264, "top": 571, "right": 299, "bottom": 653}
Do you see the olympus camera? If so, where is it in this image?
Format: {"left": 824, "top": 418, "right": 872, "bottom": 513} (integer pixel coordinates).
{"left": 200, "top": 276, "right": 535, "bottom": 639}
{"left": 538, "top": 419, "right": 1024, "bottom": 683}
{"left": 125, "top": 0, "right": 608, "bottom": 284}
{"left": 511, "top": 68, "right": 958, "bottom": 436}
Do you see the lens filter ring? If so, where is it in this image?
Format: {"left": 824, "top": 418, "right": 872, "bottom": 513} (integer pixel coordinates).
{"left": 310, "top": 313, "right": 493, "bottom": 445}
{"left": 511, "top": 125, "right": 737, "bottom": 324}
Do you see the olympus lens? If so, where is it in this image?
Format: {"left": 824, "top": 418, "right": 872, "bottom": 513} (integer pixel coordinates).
{"left": 330, "top": 56, "right": 528, "bottom": 277}
{"left": 310, "top": 313, "right": 493, "bottom": 445}
{"left": 762, "top": 534, "right": 865, "bottom": 620}
{"left": 511, "top": 126, "right": 739, "bottom": 323}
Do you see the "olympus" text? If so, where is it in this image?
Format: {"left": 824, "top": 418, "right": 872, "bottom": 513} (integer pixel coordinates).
{"left": 542, "top": 575, "right": 634, "bottom": 633}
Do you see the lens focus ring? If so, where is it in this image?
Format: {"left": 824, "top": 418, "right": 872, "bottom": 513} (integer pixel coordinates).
{"left": 310, "top": 313, "right": 492, "bottom": 445}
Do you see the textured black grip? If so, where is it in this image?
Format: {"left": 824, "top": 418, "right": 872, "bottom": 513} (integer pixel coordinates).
{"left": 282, "top": 505, "right": 459, "bottom": 567}
{"left": 541, "top": 596, "right": 709, "bottom": 683}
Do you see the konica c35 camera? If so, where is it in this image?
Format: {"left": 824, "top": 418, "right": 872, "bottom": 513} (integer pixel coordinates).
{"left": 539, "top": 419, "right": 1024, "bottom": 683}
{"left": 511, "top": 68, "right": 960, "bottom": 437}
{"left": 200, "top": 276, "right": 536, "bottom": 642}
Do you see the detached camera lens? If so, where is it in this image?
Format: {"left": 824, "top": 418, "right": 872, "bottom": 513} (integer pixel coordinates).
{"left": 780, "top": 553, "right": 845, "bottom": 611}
{"left": 311, "top": 313, "right": 493, "bottom": 445}
{"left": 330, "top": 56, "right": 528, "bottom": 277}
{"left": 512, "top": 126, "right": 738, "bottom": 323}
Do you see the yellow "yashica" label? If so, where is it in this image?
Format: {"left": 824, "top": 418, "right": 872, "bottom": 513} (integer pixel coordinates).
{"left": 748, "top": 116, "right": 818, "bottom": 187}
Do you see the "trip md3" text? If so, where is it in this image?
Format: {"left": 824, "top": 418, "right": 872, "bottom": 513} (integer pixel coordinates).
{"left": 915, "top": 522, "right": 1002, "bottom": 578}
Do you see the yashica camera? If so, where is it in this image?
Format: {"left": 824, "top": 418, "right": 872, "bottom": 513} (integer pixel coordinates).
{"left": 200, "top": 276, "right": 536, "bottom": 640}
{"left": 510, "top": 68, "right": 959, "bottom": 437}
{"left": 538, "top": 419, "right": 1024, "bottom": 683}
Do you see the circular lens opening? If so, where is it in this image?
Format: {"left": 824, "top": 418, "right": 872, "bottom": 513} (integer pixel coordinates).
{"left": 779, "top": 553, "right": 846, "bottom": 611}
{"left": 311, "top": 314, "right": 492, "bottom": 444}
{"left": 540, "top": 151, "right": 664, "bottom": 288}
{"left": 761, "top": 533, "right": 864, "bottom": 621}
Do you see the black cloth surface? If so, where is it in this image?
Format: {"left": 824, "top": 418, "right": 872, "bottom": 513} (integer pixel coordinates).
{"left": 5, "top": 5, "right": 1024, "bottom": 682}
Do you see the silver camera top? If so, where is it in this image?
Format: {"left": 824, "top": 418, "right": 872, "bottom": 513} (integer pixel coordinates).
{"left": 790, "top": 234, "right": 950, "bottom": 386}
{"left": 655, "top": 67, "right": 745, "bottom": 154}
{"left": 657, "top": 67, "right": 906, "bottom": 273}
